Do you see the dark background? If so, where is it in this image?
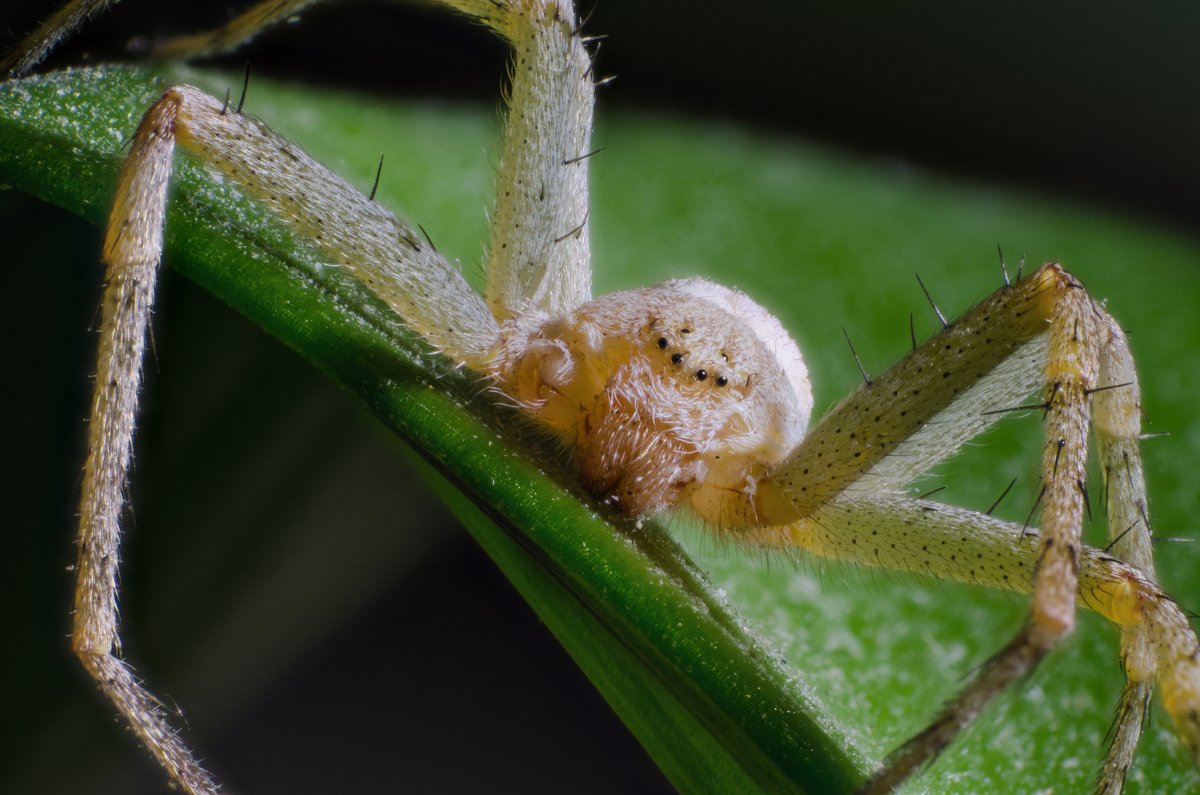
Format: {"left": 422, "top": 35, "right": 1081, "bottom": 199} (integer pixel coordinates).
{"left": 8, "top": 0, "right": 1199, "bottom": 232}
{"left": 4, "top": 1, "right": 1197, "bottom": 793}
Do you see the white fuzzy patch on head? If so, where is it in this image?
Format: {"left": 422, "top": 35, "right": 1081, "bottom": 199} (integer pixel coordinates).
{"left": 671, "top": 278, "right": 814, "bottom": 434}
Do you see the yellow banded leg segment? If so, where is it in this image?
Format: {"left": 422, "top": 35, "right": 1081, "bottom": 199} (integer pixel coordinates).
{"left": 1030, "top": 265, "right": 1098, "bottom": 637}
{"left": 1080, "top": 558, "right": 1200, "bottom": 765}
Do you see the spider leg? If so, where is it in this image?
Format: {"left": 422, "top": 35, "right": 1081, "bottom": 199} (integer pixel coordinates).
{"left": 753, "top": 264, "right": 1200, "bottom": 791}
{"left": 198, "top": 0, "right": 597, "bottom": 320}
{"left": 147, "top": 0, "right": 323, "bottom": 60}
{"left": 75, "top": 95, "right": 217, "bottom": 795}
{"left": 108, "top": 0, "right": 597, "bottom": 321}
{"left": 741, "top": 496, "right": 1200, "bottom": 793}
{"left": 752, "top": 264, "right": 1055, "bottom": 524}
{"left": 134, "top": 85, "right": 497, "bottom": 360}
{"left": 76, "top": 47, "right": 517, "bottom": 790}
{"left": 856, "top": 262, "right": 1101, "bottom": 790}
{"left": 1093, "top": 317, "right": 1159, "bottom": 793}
{"left": 2, "top": 0, "right": 120, "bottom": 76}
{"left": 474, "top": 0, "right": 595, "bottom": 320}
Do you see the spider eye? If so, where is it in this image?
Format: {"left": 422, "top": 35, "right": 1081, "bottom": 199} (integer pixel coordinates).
{"left": 657, "top": 337, "right": 668, "bottom": 349}
{"left": 695, "top": 369, "right": 708, "bottom": 381}
{"left": 715, "top": 375, "right": 728, "bottom": 387}
{"left": 671, "top": 353, "right": 684, "bottom": 365}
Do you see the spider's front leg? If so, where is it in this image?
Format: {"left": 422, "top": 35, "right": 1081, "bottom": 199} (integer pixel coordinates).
{"left": 744, "top": 264, "right": 1200, "bottom": 792}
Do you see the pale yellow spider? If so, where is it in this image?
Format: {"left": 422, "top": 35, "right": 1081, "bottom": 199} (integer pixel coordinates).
{"left": 6, "top": 1, "right": 1200, "bottom": 793}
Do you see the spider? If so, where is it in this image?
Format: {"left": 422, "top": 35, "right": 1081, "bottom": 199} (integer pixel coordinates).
{"left": 4, "top": 1, "right": 1200, "bottom": 793}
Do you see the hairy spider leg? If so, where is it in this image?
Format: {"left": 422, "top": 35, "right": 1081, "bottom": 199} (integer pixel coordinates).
{"left": 2, "top": 0, "right": 117, "bottom": 75}
{"left": 77, "top": 89, "right": 217, "bottom": 795}
{"left": 2, "top": 0, "right": 322, "bottom": 75}
{"left": 71, "top": 2, "right": 595, "bottom": 793}
{"left": 7, "top": 0, "right": 597, "bottom": 321}
{"left": 155, "top": 0, "right": 597, "bottom": 322}
{"left": 1093, "top": 317, "right": 1161, "bottom": 793}
{"left": 744, "top": 265, "right": 1200, "bottom": 793}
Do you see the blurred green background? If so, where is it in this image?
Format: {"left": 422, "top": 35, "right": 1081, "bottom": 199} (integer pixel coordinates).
{"left": 3, "top": 2, "right": 1198, "bottom": 793}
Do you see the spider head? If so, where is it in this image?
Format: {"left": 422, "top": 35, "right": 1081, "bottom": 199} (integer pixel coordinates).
{"left": 650, "top": 279, "right": 813, "bottom": 526}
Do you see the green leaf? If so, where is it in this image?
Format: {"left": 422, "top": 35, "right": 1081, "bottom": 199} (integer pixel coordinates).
{"left": 1, "top": 66, "right": 858, "bottom": 794}
{"left": 3, "top": 66, "right": 1198, "bottom": 794}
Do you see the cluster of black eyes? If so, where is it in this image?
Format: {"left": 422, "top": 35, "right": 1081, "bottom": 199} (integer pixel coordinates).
{"left": 656, "top": 337, "right": 729, "bottom": 387}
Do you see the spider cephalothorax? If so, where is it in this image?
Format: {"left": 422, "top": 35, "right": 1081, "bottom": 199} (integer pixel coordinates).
{"left": 493, "top": 278, "right": 811, "bottom": 519}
